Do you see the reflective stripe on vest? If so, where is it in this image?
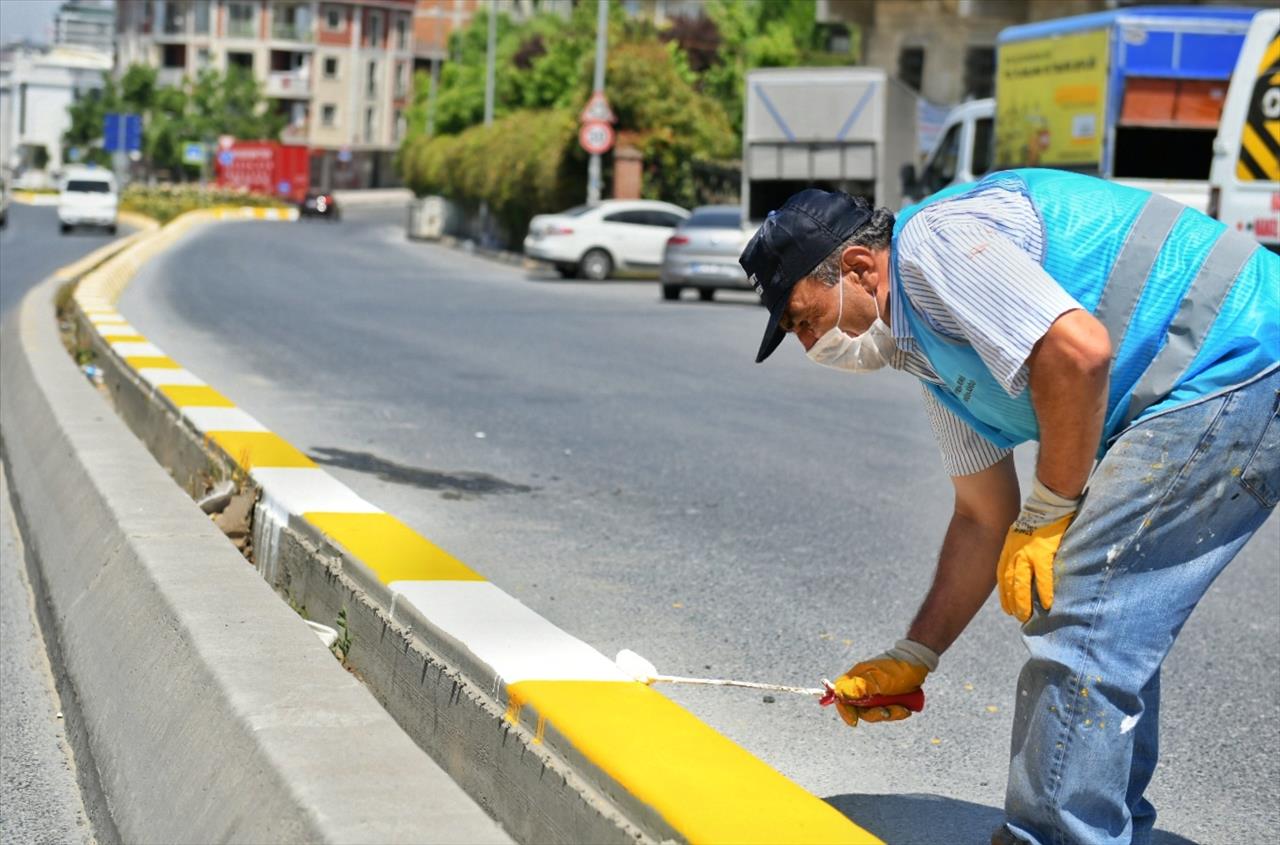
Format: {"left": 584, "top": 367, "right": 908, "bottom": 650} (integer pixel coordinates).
{"left": 891, "top": 169, "right": 1277, "bottom": 453}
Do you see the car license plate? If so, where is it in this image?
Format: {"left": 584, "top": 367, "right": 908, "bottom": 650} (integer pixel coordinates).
{"left": 691, "top": 263, "right": 731, "bottom": 276}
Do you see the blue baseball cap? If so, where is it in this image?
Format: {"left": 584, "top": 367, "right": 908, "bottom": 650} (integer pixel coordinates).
{"left": 739, "top": 189, "right": 875, "bottom": 363}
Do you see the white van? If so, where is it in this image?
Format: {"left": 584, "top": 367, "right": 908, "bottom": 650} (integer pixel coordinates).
{"left": 902, "top": 98, "right": 995, "bottom": 205}
{"left": 1209, "top": 9, "right": 1279, "bottom": 251}
{"left": 59, "top": 167, "right": 118, "bottom": 234}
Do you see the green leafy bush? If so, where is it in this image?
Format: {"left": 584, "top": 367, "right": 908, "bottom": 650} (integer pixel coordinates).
{"left": 120, "top": 184, "right": 288, "bottom": 224}
{"left": 400, "top": 108, "right": 585, "bottom": 240}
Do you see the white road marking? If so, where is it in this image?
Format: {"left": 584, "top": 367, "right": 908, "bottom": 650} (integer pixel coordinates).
{"left": 182, "top": 407, "right": 268, "bottom": 433}
{"left": 388, "top": 580, "right": 632, "bottom": 685}
{"left": 249, "top": 467, "right": 383, "bottom": 515}
{"left": 137, "top": 368, "right": 205, "bottom": 387}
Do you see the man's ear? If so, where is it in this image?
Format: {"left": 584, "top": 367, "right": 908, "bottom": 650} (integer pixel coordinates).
{"left": 840, "top": 245, "right": 878, "bottom": 290}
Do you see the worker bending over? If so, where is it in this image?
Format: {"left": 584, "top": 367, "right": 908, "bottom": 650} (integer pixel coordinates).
{"left": 740, "top": 169, "right": 1278, "bottom": 845}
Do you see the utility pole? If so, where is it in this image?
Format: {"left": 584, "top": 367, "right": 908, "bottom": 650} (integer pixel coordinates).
{"left": 586, "top": 0, "right": 608, "bottom": 205}
{"left": 480, "top": 5, "right": 497, "bottom": 247}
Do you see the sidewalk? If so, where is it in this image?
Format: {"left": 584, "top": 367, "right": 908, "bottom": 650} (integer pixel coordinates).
{"left": 0, "top": 461, "right": 96, "bottom": 845}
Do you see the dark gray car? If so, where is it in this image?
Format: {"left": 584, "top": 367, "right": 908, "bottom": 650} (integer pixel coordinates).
{"left": 658, "top": 205, "right": 755, "bottom": 301}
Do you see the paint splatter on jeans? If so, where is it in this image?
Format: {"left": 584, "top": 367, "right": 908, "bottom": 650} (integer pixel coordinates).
{"left": 1004, "top": 366, "right": 1280, "bottom": 845}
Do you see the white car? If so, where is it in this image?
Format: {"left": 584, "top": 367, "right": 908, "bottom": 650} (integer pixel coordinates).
{"left": 524, "top": 200, "right": 689, "bottom": 280}
{"left": 59, "top": 166, "right": 118, "bottom": 233}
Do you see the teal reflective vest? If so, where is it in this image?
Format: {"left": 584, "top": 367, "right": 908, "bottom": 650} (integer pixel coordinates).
{"left": 891, "top": 169, "right": 1279, "bottom": 454}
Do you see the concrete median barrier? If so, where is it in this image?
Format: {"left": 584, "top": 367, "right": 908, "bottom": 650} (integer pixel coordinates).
{"left": 0, "top": 267, "right": 513, "bottom": 843}
{"left": 48, "top": 212, "right": 884, "bottom": 843}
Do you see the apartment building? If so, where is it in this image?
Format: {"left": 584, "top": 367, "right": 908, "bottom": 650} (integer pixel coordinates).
{"left": 116, "top": 0, "right": 417, "bottom": 188}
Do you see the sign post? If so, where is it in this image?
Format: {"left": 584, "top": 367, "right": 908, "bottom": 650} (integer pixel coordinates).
{"left": 585, "top": 0, "right": 610, "bottom": 206}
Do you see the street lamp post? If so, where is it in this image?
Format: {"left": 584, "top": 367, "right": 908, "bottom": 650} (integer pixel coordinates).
{"left": 586, "top": 0, "right": 608, "bottom": 206}
{"left": 480, "top": 6, "right": 497, "bottom": 246}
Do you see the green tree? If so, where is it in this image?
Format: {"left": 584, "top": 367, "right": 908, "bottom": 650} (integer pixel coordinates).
{"left": 64, "top": 63, "right": 284, "bottom": 179}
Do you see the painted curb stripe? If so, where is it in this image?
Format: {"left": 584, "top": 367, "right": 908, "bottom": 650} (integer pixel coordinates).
{"left": 75, "top": 208, "right": 882, "bottom": 844}
{"left": 208, "top": 431, "right": 316, "bottom": 470}
{"left": 111, "top": 341, "right": 165, "bottom": 358}
{"left": 250, "top": 468, "right": 382, "bottom": 514}
{"left": 138, "top": 368, "right": 206, "bottom": 387}
{"left": 183, "top": 407, "right": 268, "bottom": 433}
{"left": 304, "top": 512, "right": 484, "bottom": 583}
{"left": 125, "top": 355, "right": 182, "bottom": 369}
{"left": 159, "top": 385, "right": 235, "bottom": 407}
{"left": 506, "top": 680, "right": 877, "bottom": 845}
{"left": 389, "top": 581, "right": 631, "bottom": 684}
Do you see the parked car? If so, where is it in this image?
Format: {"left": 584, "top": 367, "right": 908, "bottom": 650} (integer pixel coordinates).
{"left": 58, "top": 166, "right": 117, "bottom": 234}
{"left": 299, "top": 191, "right": 341, "bottom": 221}
{"left": 658, "top": 205, "right": 755, "bottom": 301}
{"left": 0, "top": 175, "right": 9, "bottom": 228}
{"left": 524, "top": 200, "right": 689, "bottom": 280}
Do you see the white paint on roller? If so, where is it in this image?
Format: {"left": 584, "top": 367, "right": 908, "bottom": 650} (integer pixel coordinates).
{"left": 110, "top": 341, "right": 165, "bottom": 358}
{"left": 248, "top": 467, "right": 382, "bottom": 515}
{"left": 388, "top": 581, "right": 632, "bottom": 684}
{"left": 183, "top": 407, "right": 268, "bottom": 433}
{"left": 1120, "top": 713, "right": 1140, "bottom": 734}
{"left": 138, "top": 368, "right": 205, "bottom": 387}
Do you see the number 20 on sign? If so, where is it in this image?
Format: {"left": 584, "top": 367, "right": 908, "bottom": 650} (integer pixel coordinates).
{"left": 580, "top": 120, "right": 615, "bottom": 155}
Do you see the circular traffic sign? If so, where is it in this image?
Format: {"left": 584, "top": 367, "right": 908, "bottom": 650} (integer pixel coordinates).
{"left": 579, "top": 120, "right": 615, "bottom": 155}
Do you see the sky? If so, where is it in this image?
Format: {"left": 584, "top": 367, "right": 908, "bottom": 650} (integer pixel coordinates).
{"left": 0, "top": 0, "right": 80, "bottom": 46}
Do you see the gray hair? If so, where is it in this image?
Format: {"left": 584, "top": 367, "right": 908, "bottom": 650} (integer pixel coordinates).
{"left": 810, "top": 207, "right": 895, "bottom": 286}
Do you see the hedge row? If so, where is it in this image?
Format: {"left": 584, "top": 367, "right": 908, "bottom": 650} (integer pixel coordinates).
{"left": 120, "top": 184, "right": 289, "bottom": 224}
{"left": 399, "top": 107, "right": 586, "bottom": 241}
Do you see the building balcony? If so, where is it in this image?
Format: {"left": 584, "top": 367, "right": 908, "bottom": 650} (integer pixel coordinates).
{"left": 157, "top": 67, "right": 187, "bottom": 87}
{"left": 281, "top": 122, "right": 310, "bottom": 144}
{"left": 271, "top": 23, "right": 313, "bottom": 43}
{"left": 266, "top": 69, "right": 311, "bottom": 98}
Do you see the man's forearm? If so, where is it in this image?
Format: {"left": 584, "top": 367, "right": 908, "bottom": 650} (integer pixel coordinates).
{"left": 905, "top": 511, "right": 1009, "bottom": 655}
{"left": 1028, "top": 311, "right": 1111, "bottom": 498}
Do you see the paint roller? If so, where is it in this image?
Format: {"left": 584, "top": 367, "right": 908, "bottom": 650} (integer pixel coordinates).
{"left": 614, "top": 649, "right": 926, "bottom": 712}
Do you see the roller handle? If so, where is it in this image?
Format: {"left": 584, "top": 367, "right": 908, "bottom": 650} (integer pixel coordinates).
{"left": 818, "top": 686, "right": 926, "bottom": 713}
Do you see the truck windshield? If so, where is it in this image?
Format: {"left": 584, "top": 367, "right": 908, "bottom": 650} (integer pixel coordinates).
{"left": 66, "top": 180, "right": 112, "bottom": 193}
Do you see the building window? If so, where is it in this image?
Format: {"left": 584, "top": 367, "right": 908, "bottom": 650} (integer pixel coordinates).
{"left": 364, "top": 106, "right": 375, "bottom": 143}
{"left": 396, "top": 15, "right": 408, "bottom": 50}
{"left": 197, "top": 47, "right": 212, "bottom": 69}
{"left": 194, "top": 0, "right": 211, "bottom": 35}
{"left": 163, "top": 1, "right": 186, "bottom": 35}
{"left": 394, "top": 108, "right": 405, "bottom": 141}
{"left": 368, "top": 11, "right": 383, "bottom": 47}
{"left": 366, "top": 60, "right": 377, "bottom": 97}
{"left": 394, "top": 61, "right": 407, "bottom": 97}
{"left": 323, "top": 56, "right": 339, "bottom": 79}
{"left": 964, "top": 46, "right": 996, "bottom": 100}
{"left": 227, "top": 51, "right": 254, "bottom": 72}
{"left": 162, "top": 43, "right": 186, "bottom": 69}
{"left": 324, "top": 6, "right": 343, "bottom": 30}
{"left": 322, "top": 104, "right": 337, "bottom": 127}
{"left": 227, "top": 2, "right": 256, "bottom": 39}
{"left": 898, "top": 45, "right": 925, "bottom": 93}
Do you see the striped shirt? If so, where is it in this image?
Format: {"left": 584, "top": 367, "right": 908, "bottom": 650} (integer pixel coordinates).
{"left": 886, "top": 183, "right": 1083, "bottom": 477}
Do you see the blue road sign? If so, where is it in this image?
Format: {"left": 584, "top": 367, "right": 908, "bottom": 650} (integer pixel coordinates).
{"left": 217, "top": 150, "right": 235, "bottom": 167}
{"left": 277, "top": 180, "right": 291, "bottom": 195}
{"left": 103, "top": 113, "right": 142, "bottom": 152}
{"left": 182, "top": 142, "right": 206, "bottom": 166}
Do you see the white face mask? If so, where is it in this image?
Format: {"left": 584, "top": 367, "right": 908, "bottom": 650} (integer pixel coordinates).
{"left": 805, "top": 278, "right": 897, "bottom": 373}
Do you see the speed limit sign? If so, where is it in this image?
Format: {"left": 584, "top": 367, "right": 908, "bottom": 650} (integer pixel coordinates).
{"left": 579, "top": 120, "right": 615, "bottom": 155}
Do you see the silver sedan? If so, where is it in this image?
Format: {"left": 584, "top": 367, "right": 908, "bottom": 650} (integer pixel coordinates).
{"left": 658, "top": 205, "right": 756, "bottom": 302}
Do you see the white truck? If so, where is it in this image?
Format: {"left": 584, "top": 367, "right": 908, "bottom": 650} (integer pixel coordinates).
{"left": 741, "top": 67, "right": 919, "bottom": 224}
{"left": 1208, "top": 9, "right": 1279, "bottom": 252}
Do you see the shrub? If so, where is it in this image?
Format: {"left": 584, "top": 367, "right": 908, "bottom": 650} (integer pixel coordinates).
{"left": 120, "top": 184, "right": 289, "bottom": 224}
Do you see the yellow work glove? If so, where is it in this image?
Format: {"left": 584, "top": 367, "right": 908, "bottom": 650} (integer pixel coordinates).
{"left": 997, "top": 477, "right": 1079, "bottom": 623}
{"left": 833, "top": 639, "right": 938, "bottom": 728}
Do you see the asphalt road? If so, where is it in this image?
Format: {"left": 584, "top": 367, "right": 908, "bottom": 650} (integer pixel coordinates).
{"left": 0, "top": 202, "right": 114, "bottom": 845}
{"left": 119, "top": 206, "right": 1279, "bottom": 844}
